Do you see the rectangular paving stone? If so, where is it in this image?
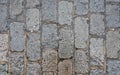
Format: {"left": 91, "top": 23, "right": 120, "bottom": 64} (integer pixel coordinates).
{"left": 58, "top": 60, "right": 73, "bottom": 75}
{"left": 0, "top": 5, "right": 8, "bottom": 32}
{"left": 90, "top": 14, "right": 105, "bottom": 35}
{"left": 75, "top": 17, "right": 89, "bottom": 48}
{"left": 0, "top": 0, "right": 7, "bottom": 3}
{"left": 42, "top": 24, "right": 58, "bottom": 49}
{"left": 90, "top": 0, "right": 104, "bottom": 12}
{"left": 26, "top": 0, "right": 39, "bottom": 8}
{"left": 0, "top": 34, "right": 8, "bottom": 61}
{"left": 42, "top": 0, "right": 57, "bottom": 22}
{"left": 26, "top": 8, "right": 40, "bottom": 31}
{"left": 106, "top": 4, "right": 120, "bottom": 27}
{"left": 90, "top": 69, "right": 104, "bottom": 75}
{"left": 10, "top": 0, "right": 24, "bottom": 19}
{"left": 74, "top": 0, "right": 88, "bottom": 15}
{"left": 0, "top": 64, "right": 8, "bottom": 75}
{"left": 106, "top": 31, "right": 120, "bottom": 58}
{"left": 90, "top": 38, "right": 104, "bottom": 66}
{"left": 107, "top": 60, "right": 120, "bottom": 75}
{"left": 75, "top": 50, "right": 89, "bottom": 74}
{"left": 27, "top": 32, "right": 41, "bottom": 61}
{"left": 42, "top": 49, "right": 57, "bottom": 71}
{"left": 27, "top": 62, "right": 41, "bottom": 75}
{"left": 59, "top": 26, "right": 74, "bottom": 58}
{"left": 58, "top": 1, "right": 73, "bottom": 25}
{"left": 10, "top": 22, "right": 24, "bottom": 51}
{"left": 10, "top": 53, "right": 24, "bottom": 75}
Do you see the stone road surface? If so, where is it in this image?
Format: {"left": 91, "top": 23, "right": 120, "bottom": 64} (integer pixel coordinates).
{"left": 0, "top": 0, "right": 120, "bottom": 75}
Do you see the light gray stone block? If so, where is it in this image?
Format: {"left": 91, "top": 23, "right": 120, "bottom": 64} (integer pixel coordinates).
{"left": 42, "top": 24, "right": 58, "bottom": 48}
{"left": 75, "top": 17, "right": 89, "bottom": 48}
{"left": 10, "top": 22, "right": 24, "bottom": 51}
{"left": 27, "top": 32, "right": 41, "bottom": 61}
{"left": 58, "top": 1, "right": 73, "bottom": 25}
{"left": 26, "top": 8, "right": 40, "bottom": 31}
{"left": 59, "top": 26, "right": 74, "bottom": 58}
{"left": 90, "top": 38, "right": 104, "bottom": 66}
{"left": 75, "top": 50, "right": 89, "bottom": 74}
{"left": 106, "top": 31, "right": 120, "bottom": 58}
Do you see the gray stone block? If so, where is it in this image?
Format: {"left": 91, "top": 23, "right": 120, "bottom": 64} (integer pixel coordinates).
{"left": 0, "top": 5, "right": 7, "bottom": 32}
{"left": 106, "top": 4, "right": 120, "bottom": 27}
{"left": 10, "top": 22, "right": 24, "bottom": 51}
{"left": 90, "top": 38, "right": 104, "bottom": 66}
{"left": 27, "top": 32, "right": 41, "bottom": 61}
{"left": 90, "top": 14, "right": 105, "bottom": 35}
{"left": 74, "top": 0, "right": 88, "bottom": 15}
{"left": 10, "top": 53, "right": 24, "bottom": 75}
{"left": 107, "top": 60, "right": 120, "bottom": 75}
{"left": 75, "top": 50, "right": 89, "bottom": 74}
{"left": 27, "top": 62, "right": 41, "bottom": 75}
{"left": 26, "top": 8, "right": 40, "bottom": 32}
{"left": 59, "top": 26, "right": 74, "bottom": 58}
{"left": 0, "top": 34, "right": 8, "bottom": 61}
{"left": 106, "top": 31, "right": 120, "bottom": 58}
{"left": 58, "top": 1, "right": 73, "bottom": 25}
{"left": 42, "top": 0, "right": 57, "bottom": 22}
{"left": 75, "top": 17, "right": 89, "bottom": 48}
{"left": 90, "top": 0, "right": 104, "bottom": 12}
{"left": 42, "top": 24, "right": 58, "bottom": 48}
{"left": 10, "top": 0, "right": 24, "bottom": 19}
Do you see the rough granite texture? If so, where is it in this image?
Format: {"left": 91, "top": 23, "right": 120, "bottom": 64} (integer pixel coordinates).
{"left": 0, "top": 0, "right": 119, "bottom": 75}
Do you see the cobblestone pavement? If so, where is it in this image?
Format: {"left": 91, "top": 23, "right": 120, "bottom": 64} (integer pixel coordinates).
{"left": 0, "top": 0, "right": 120, "bottom": 75}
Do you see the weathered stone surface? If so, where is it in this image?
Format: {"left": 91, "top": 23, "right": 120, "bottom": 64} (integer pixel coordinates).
{"left": 10, "top": 53, "right": 24, "bottom": 75}
{"left": 43, "top": 72, "right": 53, "bottom": 75}
{"left": 58, "top": 60, "right": 73, "bottom": 75}
{"left": 75, "top": 50, "right": 89, "bottom": 74}
{"left": 26, "top": 8, "right": 40, "bottom": 31}
{"left": 106, "top": 4, "right": 120, "bottom": 27}
{"left": 90, "top": 38, "right": 104, "bottom": 66}
{"left": 59, "top": 26, "right": 74, "bottom": 58}
{"left": 90, "top": 69, "right": 104, "bottom": 75}
{"left": 42, "top": 24, "right": 58, "bottom": 48}
{"left": 26, "top": 0, "right": 39, "bottom": 8}
{"left": 10, "top": 22, "right": 24, "bottom": 51}
{"left": 0, "top": 5, "right": 7, "bottom": 32}
{"left": 74, "top": 0, "right": 88, "bottom": 15}
{"left": 90, "top": 0, "right": 104, "bottom": 12}
{"left": 58, "top": 1, "right": 73, "bottom": 25}
{"left": 0, "top": 0, "right": 7, "bottom": 3}
{"left": 75, "top": 17, "right": 89, "bottom": 48}
{"left": 27, "top": 62, "right": 41, "bottom": 75}
{"left": 42, "top": 49, "right": 57, "bottom": 71}
{"left": 42, "top": 0, "right": 57, "bottom": 22}
{"left": 10, "top": 0, "right": 24, "bottom": 19}
{"left": 0, "top": 64, "right": 8, "bottom": 75}
{"left": 106, "top": 31, "right": 120, "bottom": 58}
{"left": 27, "top": 33, "right": 41, "bottom": 61}
{"left": 107, "top": 60, "right": 120, "bottom": 75}
{"left": 0, "top": 34, "right": 8, "bottom": 61}
{"left": 90, "top": 14, "right": 105, "bottom": 35}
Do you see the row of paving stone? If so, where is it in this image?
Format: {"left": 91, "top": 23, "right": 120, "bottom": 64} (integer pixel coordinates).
{"left": 0, "top": 0, "right": 120, "bottom": 75}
